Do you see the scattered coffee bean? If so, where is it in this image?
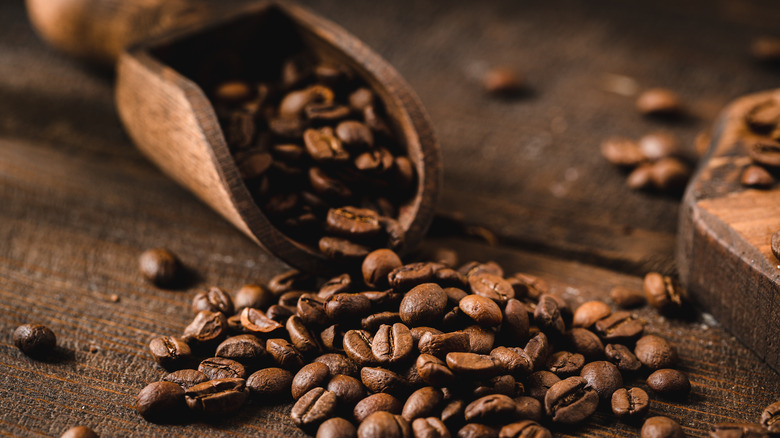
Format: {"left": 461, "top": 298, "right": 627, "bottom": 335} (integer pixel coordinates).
{"left": 400, "top": 283, "right": 448, "bottom": 326}
{"left": 601, "top": 137, "right": 645, "bottom": 167}
{"left": 362, "top": 249, "right": 403, "bottom": 289}
{"left": 636, "top": 88, "right": 683, "bottom": 117}
{"left": 148, "top": 336, "right": 192, "bottom": 370}
{"left": 234, "top": 284, "right": 274, "bottom": 311}
{"left": 216, "top": 334, "right": 266, "bottom": 363}
{"left": 446, "top": 353, "right": 501, "bottom": 378}
{"left": 293, "top": 362, "right": 332, "bottom": 399}
{"left": 572, "top": 301, "right": 611, "bottom": 328}
{"left": 524, "top": 333, "right": 551, "bottom": 371}
{"left": 464, "top": 394, "right": 517, "bottom": 423}
{"left": 192, "top": 286, "right": 234, "bottom": 315}
{"left": 640, "top": 416, "right": 683, "bottom": 438}
{"left": 361, "top": 367, "right": 409, "bottom": 397}
{"left": 328, "top": 374, "right": 366, "bottom": 407}
{"left": 544, "top": 376, "right": 598, "bottom": 424}
{"left": 316, "top": 353, "right": 360, "bottom": 378}
{"left": 184, "top": 310, "right": 228, "bottom": 346}
{"left": 761, "top": 401, "right": 780, "bottom": 433}
{"left": 534, "top": 295, "right": 565, "bottom": 334}
{"left": 566, "top": 328, "right": 604, "bottom": 360}
{"left": 611, "top": 387, "right": 649, "bottom": 420}
{"left": 136, "top": 381, "right": 185, "bottom": 423}
{"left": 709, "top": 423, "right": 768, "bottom": 438}
{"left": 627, "top": 164, "right": 655, "bottom": 191}
{"left": 459, "top": 295, "right": 503, "bottom": 327}
{"left": 287, "top": 315, "right": 324, "bottom": 356}
{"left": 358, "top": 411, "right": 411, "bottom": 438}
{"left": 499, "top": 420, "right": 551, "bottom": 438}
{"left": 318, "top": 417, "right": 358, "bottom": 438}
{"left": 610, "top": 286, "right": 646, "bottom": 309}
{"left": 266, "top": 338, "right": 306, "bottom": 370}
{"left": 643, "top": 272, "right": 684, "bottom": 315}
{"left": 742, "top": 165, "right": 775, "bottom": 188}
{"left": 579, "top": 361, "right": 622, "bottom": 401}
{"left": 747, "top": 137, "right": 780, "bottom": 168}
{"left": 138, "top": 248, "right": 181, "bottom": 287}
{"left": 526, "top": 371, "right": 560, "bottom": 402}
{"left": 594, "top": 311, "right": 644, "bottom": 343}
{"left": 490, "top": 347, "right": 532, "bottom": 376}
{"left": 639, "top": 132, "right": 682, "bottom": 161}
{"left": 371, "top": 323, "right": 414, "bottom": 364}
{"left": 483, "top": 67, "right": 525, "bottom": 96}
{"left": 402, "top": 386, "right": 444, "bottom": 421}
{"left": 605, "top": 344, "right": 642, "bottom": 372}
{"left": 247, "top": 367, "right": 293, "bottom": 398}
{"left": 60, "top": 426, "right": 99, "bottom": 438}
{"left": 546, "top": 351, "right": 585, "bottom": 377}
{"left": 513, "top": 397, "right": 544, "bottom": 423}
{"left": 416, "top": 354, "right": 456, "bottom": 386}
{"left": 162, "top": 369, "right": 209, "bottom": 390}
{"left": 461, "top": 326, "right": 496, "bottom": 354}
{"left": 240, "top": 307, "right": 283, "bottom": 335}
{"left": 269, "top": 269, "right": 314, "bottom": 295}
{"left": 634, "top": 335, "right": 677, "bottom": 370}
{"left": 291, "top": 387, "right": 338, "bottom": 428}
{"left": 13, "top": 323, "right": 56, "bottom": 358}
{"left": 646, "top": 369, "right": 691, "bottom": 398}
{"left": 354, "top": 393, "right": 403, "bottom": 422}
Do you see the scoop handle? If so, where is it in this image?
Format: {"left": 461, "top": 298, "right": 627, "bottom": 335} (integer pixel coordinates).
{"left": 25, "top": 0, "right": 246, "bottom": 66}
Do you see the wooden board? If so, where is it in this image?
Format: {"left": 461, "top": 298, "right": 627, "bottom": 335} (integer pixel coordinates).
{"left": 2, "top": 0, "right": 780, "bottom": 436}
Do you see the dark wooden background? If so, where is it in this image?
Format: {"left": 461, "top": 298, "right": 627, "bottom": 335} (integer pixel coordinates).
{"left": 1, "top": 0, "right": 779, "bottom": 436}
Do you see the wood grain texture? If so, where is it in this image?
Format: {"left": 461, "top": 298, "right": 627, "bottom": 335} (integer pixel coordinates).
{"left": 1, "top": 0, "right": 780, "bottom": 436}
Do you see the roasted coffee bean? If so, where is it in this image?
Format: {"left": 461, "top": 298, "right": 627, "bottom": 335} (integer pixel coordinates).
{"left": 461, "top": 326, "right": 496, "bottom": 354}
{"left": 279, "top": 85, "right": 333, "bottom": 118}
{"left": 651, "top": 157, "right": 691, "bottom": 192}
{"left": 745, "top": 99, "right": 780, "bottom": 134}
{"left": 349, "top": 87, "right": 374, "bottom": 111}
{"left": 459, "top": 295, "right": 503, "bottom": 327}
{"left": 247, "top": 367, "right": 293, "bottom": 398}
{"left": 319, "top": 274, "right": 353, "bottom": 299}
{"left": 580, "top": 361, "right": 622, "bottom": 401}
{"left": 234, "top": 284, "right": 274, "bottom": 311}
{"left": 457, "top": 423, "right": 498, "bottom": 438}
{"left": 372, "top": 323, "right": 414, "bottom": 364}
{"left": 326, "top": 293, "right": 373, "bottom": 322}
{"left": 198, "top": 357, "right": 246, "bottom": 380}
{"left": 402, "top": 387, "right": 444, "bottom": 421}
{"left": 240, "top": 307, "right": 284, "bottom": 335}
{"left": 761, "top": 401, "right": 780, "bottom": 433}
{"left": 266, "top": 304, "right": 295, "bottom": 323}
{"left": 13, "top": 323, "right": 56, "bottom": 358}
{"left": 363, "top": 249, "right": 403, "bottom": 289}
{"left": 389, "top": 263, "right": 443, "bottom": 291}
{"left": 291, "top": 387, "right": 338, "bottom": 428}
{"left": 464, "top": 394, "right": 517, "bottom": 423}
{"left": 266, "top": 338, "right": 306, "bottom": 370}
{"left": 544, "top": 376, "right": 598, "bottom": 424}
{"left": 441, "top": 399, "right": 466, "bottom": 428}
{"left": 610, "top": 287, "right": 646, "bottom": 309}
{"left": 572, "top": 301, "right": 611, "bottom": 328}
{"left": 611, "top": 387, "right": 650, "bottom": 420}
{"left": 499, "top": 420, "right": 551, "bottom": 438}
{"left": 318, "top": 417, "right": 357, "bottom": 438}
{"left": 280, "top": 291, "right": 307, "bottom": 307}
{"left": 500, "top": 299, "right": 530, "bottom": 345}
{"left": 215, "top": 334, "right": 265, "bottom": 363}
{"left": 627, "top": 164, "right": 655, "bottom": 191}
{"left": 435, "top": 270, "right": 468, "bottom": 289}
{"left": 192, "top": 287, "right": 234, "bottom": 315}
{"left": 639, "top": 132, "right": 683, "bottom": 161}
{"left": 362, "top": 290, "right": 404, "bottom": 311}
{"left": 710, "top": 423, "right": 769, "bottom": 438}
{"left": 416, "top": 354, "right": 455, "bottom": 386}
{"left": 646, "top": 369, "right": 690, "bottom": 398}
{"left": 400, "top": 283, "right": 448, "bottom": 327}
{"left": 601, "top": 137, "right": 645, "bottom": 167}
{"left": 136, "top": 381, "right": 185, "bottom": 423}
{"left": 483, "top": 67, "right": 525, "bottom": 96}
{"left": 214, "top": 80, "right": 252, "bottom": 102}
{"left": 362, "top": 312, "right": 402, "bottom": 332}
{"left": 636, "top": 88, "right": 683, "bottom": 117}
{"left": 358, "top": 411, "right": 411, "bottom": 438}
{"left": 412, "top": 417, "right": 450, "bottom": 438}
{"left": 354, "top": 393, "right": 403, "bottom": 422}
{"left": 445, "top": 287, "right": 469, "bottom": 305}
{"left": 344, "top": 330, "right": 376, "bottom": 367}
{"left": 269, "top": 269, "right": 314, "bottom": 295}
{"left": 634, "top": 335, "right": 677, "bottom": 370}
{"left": 506, "top": 273, "right": 548, "bottom": 300}
{"left": 237, "top": 151, "right": 271, "bottom": 179}
{"left": 298, "top": 294, "right": 329, "bottom": 327}
{"left": 60, "top": 426, "right": 99, "bottom": 438}
{"left": 163, "top": 369, "right": 209, "bottom": 390}
{"left": 309, "top": 167, "right": 353, "bottom": 199}
{"left": 327, "top": 374, "right": 366, "bottom": 407}
{"left": 419, "top": 332, "right": 471, "bottom": 358}
{"left": 513, "top": 397, "right": 543, "bottom": 423}
{"left": 640, "top": 416, "right": 684, "bottom": 438}
{"left": 326, "top": 206, "right": 382, "bottom": 238}
{"left": 303, "top": 127, "right": 349, "bottom": 162}
{"left": 184, "top": 310, "right": 228, "bottom": 346}
{"left": 336, "top": 120, "right": 374, "bottom": 148}
{"left": 316, "top": 353, "right": 360, "bottom": 378}
{"left": 534, "top": 295, "right": 565, "bottom": 334}
{"left": 643, "top": 273, "right": 683, "bottom": 315}
{"left": 605, "top": 344, "right": 642, "bottom": 372}
{"left": 526, "top": 371, "right": 560, "bottom": 402}
{"left": 446, "top": 353, "right": 501, "bottom": 378}
{"left": 594, "top": 311, "right": 644, "bottom": 343}
{"left": 524, "top": 333, "right": 551, "bottom": 371}
{"left": 139, "top": 248, "right": 180, "bottom": 287}
{"left": 320, "top": 237, "right": 371, "bottom": 260}
{"left": 490, "top": 347, "right": 533, "bottom": 376}
{"left": 474, "top": 374, "right": 518, "bottom": 398}
{"left": 742, "top": 165, "right": 775, "bottom": 188}
{"left": 287, "top": 315, "right": 324, "bottom": 356}
{"left": 546, "top": 351, "right": 585, "bottom": 377}
{"left": 148, "top": 336, "right": 191, "bottom": 370}
{"left": 566, "top": 328, "right": 604, "bottom": 360}
{"left": 469, "top": 273, "right": 514, "bottom": 305}
{"left": 361, "top": 367, "right": 409, "bottom": 396}
{"left": 293, "top": 362, "right": 332, "bottom": 400}
{"left": 411, "top": 327, "right": 443, "bottom": 345}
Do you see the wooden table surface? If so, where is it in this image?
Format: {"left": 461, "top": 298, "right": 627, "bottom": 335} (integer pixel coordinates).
{"left": 1, "top": 0, "right": 780, "bottom": 436}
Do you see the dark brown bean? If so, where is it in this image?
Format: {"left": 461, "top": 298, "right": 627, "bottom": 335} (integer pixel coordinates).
{"left": 524, "top": 333, "right": 550, "bottom": 371}
{"left": 298, "top": 294, "right": 329, "bottom": 327}
{"left": 184, "top": 310, "right": 228, "bottom": 346}
{"left": 412, "top": 417, "right": 450, "bottom": 438}
{"left": 268, "top": 269, "right": 314, "bottom": 295}
{"left": 266, "top": 304, "right": 295, "bottom": 324}
{"left": 162, "top": 369, "right": 209, "bottom": 390}
{"left": 710, "top": 423, "right": 769, "bottom": 438}
{"left": 636, "top": 88, "right": 683, "bottom": 117}
{"left": 594, "top": 311, "right": 644, "bottom": 343}
{"left": 320, "top": 237, "right": 371, "bottom": 261}
{"left": 513, "top": 397, "right": 544, "bottom": 423}
{"left": 326, "top": 293, "right": 373, "bottom": 322}
{"left": 317, "top": 417, "right": 357, "bottom": 438}
{"left": 362, "top": 312, "right": 402, "bottom": 332}
{"left": 326, "top": 206, "right": 382, "bottom": 238}
{"left": 402, "top": 387, "right": 444, "bottom": 421}
{"left": 446, "top": 353, "right": 501, "bottom": 378}
{"left": 198, "top": 357, "right": 246, "bottom": 380}
{"left": 136, "top": 381, "right": 185, "bottom": 423}
{"left": 319, "top": 274, "right": 353, "bottom": 299}
{"left": 461, "top": 326, "right": 496, "bottom": 355}
{"left": 610, "top": 287, "right": 646, "bottom": 309}
{"left": 580, "top": 361, "right": 622, "bottom": 401}
{"left": 483, "top": 67, "right": 525, "bottom": 96}
{"left": 60, "top": 426, "right": 99, "bottom": 438}
{"left": 138, "top": 248, "right": 180, "bottom": 287}
{"left": 215, "top": 334, "right": 265, "bottom": 364}
{"left": 500, "top": 299, "right": 530, "bottom": 346}
{"left": 336, "top": 120, "right": 373, "bottom": 149}
{"left": 459, "top": 295, "right": 503, "bottom": 327}
{"left": 291, "top": 387, "right": 338, "bottom": 428}
{"left": 292, "top": 362, "right": 332, "bottom": 400}
{"left": 148, "top": 336, "right": 191, "bottom": 370}
{"left": 327, "top": 374, "right": 366, "bottom": 407}
{"left": 234, "top": 284, "right": 274, "bottom": 311}
{"left": 640, "top": 416, "right": 684, "bottom": 438}
{"left": 544, "top": 376, "right": 598, "bottom": 424}
{"left": 499, "top": 420, "right": 551, "bottom": 438}
{"left": 361, "top": 367, "right": 409, "bottom": 397}
{"left": 344, "top": 330, "right": 376, "bottom": 367}
{"left": 416, "top": 354, "right": 455, "bottom": 386}
{"left": 184, "top": 378, "right": 248, "bottom": 415}
{"left": 389, "top": 263, "right": 443, "bottom": 291}
{"left": 354, "top": 393, "right": 403, "bottom": 422}
{"left": 358, "top": 411, "right": 411, "bottom": 438}
{"left": 745, "top": 99, "right": 780, "bottom": 134}
{"left": 566, "top": 328, "right": 604, "bottom": 360}
{"left": 601, "top": 137, "right": 645, "bottom": 167}
{"left": 469, "top": 273, "right": 514, "bottom": 305}
{"left": 534, "top": 295, "right": 565, "bottom": 334}
{"left": 634, "top": 335, "right": 677, "bottom": 370}
{"left": 611, "top": 387, "right": 650, "bottom": 420}
{"left": 572, "top": 301, "right": 611, "bottom": 328}
{"left": 646, "top": 369, "right": 690, "bottom": 398}
{"left": 372, "top": 323, "right": 414, "bottom": 364}
{"left": 247, "top": 367, "right": 293, "bottom": 398}
{"left": 240, "top": 307, "right": 284, "bottom": 335}
{"left": 457, "top": 423, "right": 498, "bottom": 438}
{"left": 526, "top": 371, "right": 560, "bottom": 402}
{"left": 266, "top": 338, "right": 305, "bottom": 370}
{"left": 192, "top": 287, "right": 234, "bottom": 315}
{"left": 419, "top": 332, "right": 471, "bottom": 358}
{"left": 761, "top": 400, "right": 780, "bottom": 433}
{"left": 363, "top": 249, "right": 403, "bottom": 289}
{"left": 605, "top": 344, "right": 642, "bottom": 372}
{"left": 287, "top": 315, "right": 324, "bottom": 357}
{"left": 546, "top": 351, "right": 585, "bottom": 377}
{"left": 651, "top": 157, "right": 691, "bottom": 192}
{"left": 464, "top": 394, "right": 517, "bottom": 423}
{"left": 316, "top": 353, "right": 360, "bottom": 378}
{"left": 490, "top": 347, "right": 533, "bottom": 376}
{"left": 400, "top": 283, "right": 448, "bottom": 327}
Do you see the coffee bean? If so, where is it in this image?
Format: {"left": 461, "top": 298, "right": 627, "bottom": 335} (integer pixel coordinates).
{"left": 534, "top": 295, "right": 565, "bottom": 334}
{"left": 441, "top": 399, "right": 466, "bottom": 429}
{"left": 524, "top": 333, "right": 551, "bottom": 371}
{"left": 513, "top": 397, "right": 543, "bottom": 423}
{"left": 237, "top": 151, "right": 271, "bottom": 179}
{"left": 266, "top": 338, "right": 306, "bottom": 370}
{"left": 579, "top": 361, "right": 622, "bottom": 401}
{"left": 361, "top": 367, "right": 409, "bottom": 397}
{"left": 138, "top": 248, "right": 180, "bottom": 287}
{"left": 483, "top": 67, "right": 525, "bottom": 96}
{"left": 646, "top": 369, "right": 690, "bottom": 398}
{"left": 320, "top": 236, "right": 372, "bottom": 260}
{"left": 742, "top": 165, "right": 775, "bottom": 188}
{"left": 546, "top": 351, "right": 585, "bottom": 377}
{"left": 247, "top": 367, "right": 293, "bottom": 398}
{"left": 474, "top": 374, "right": 518, "bottom": 398}
{"left": 499, "top": 420, "right": 551, "bottom": 438}
{"left": 461, "top": 326, "right": 496, "bottom": 354}
{"left": 745, "top": 99, "right": 780, "bottom": 135}
{"left": 544, "top": 376, "right": 598, "bottom": 424}
{"left": 643, "top": 272, "right": 684, "bottom": 315}
{"left": 336, "top": 120, "right": 374, "bottom": 148}
{"left": 183, "top": 310, "right": 228, "bottom": 346}
{"left": 412, "top": 417, "right": 450, "bottom": 438}
{"left": 362, "top": 312, "right": 402, "bottom": 332}
{"left": 198, "top": 357, "right": 246, "bottom": 380}
{"left": 319, "top": 274, "right": 353, "bottom": 299}
{"left": 291, "top": 387, "right": 338, "bottom": 428}
{"left": 752, "top": 36, "right": 780, "bottom": 63}
{"left": 298, "top": 294, "right": 329, "bottom": 327}
{"left": 464, "top": 394, "right": 517, "bottom": 423}
{"left": 506, "top": 273, "right": 548, "bottom": 300}
{"left": 163, "top": 369, "right": 209, "bottom": 390}
{"left": 240, "top": 307, "right": 284, "bottom": 335}
{"left": 526, "top": 371, "right": 560, "bottom": 402}
{"left": 318, "top": 417, "right": 357, "bottom": 438}
{"left": 761, "top": 401, "right": 780, "bottom": 433}
{"left": 610, "top": 287, "right": 646, "bottom": 309}
{"left": 303, "top": 127, "right": 349, "bottom": 162}
{"left": 354, "top": 393, "right": 403, "bottom": 422}
{"left": 402, "top": 387, "right": 444, "bottom": 421}
{"left": 651, "top": 157, "right": 691, "bottom": 192}
{"left": 566, "top": 328, "right": 604, "bottom": 360}
{"left": 192, "top": 287, "right": 234, "bottom": 315}
{"left": 60, "top": 426, "right": 99, "bottom": 438}
{"left": 594, "top": 311, "right": 644, "bottom": 343}
{"left": 266, "top": 304, "right": 296, "bottom": 323}
{"left": 269, "top": 269, "right": 314, "bottom": 295}
{"left": 293, "top": 362, "right": 332, "bottom": 399}
{"left": 601, "top": 137, "right": 645, "bottom": 167}
{"left": 457, "top": 423, "right": 498, "bottom": 438}
{"left": 638, "top": 132, "right": 683, "bottom": 161}
{"left": 372, "top": 323, "right": 414, "bottom": 364}
{"left": 469, "top": 273, "right": 514, "bottom": 306}
{"left": 640, "top": 416, "right": 684, "bottom": 438}
{"left": 400, "top": 283, "right": 448, "bottom": 327}
{"left": 287, "top": 315, "right": 324, "bottom": 356}
{"left": 710, "top": 423, "right": 769, "bottom": 438}
{"left": 389, "top": 263, "right": 443, "bottom": 291}
{"left": 500, "top": 299, "right": 530, "bottom": 345}
{"left": 572, "top": 301, "right": 611, "bottom": 328}
{"left": 234, "top": 284, "right": 274, "bottom": 311}
{"left": 316, "top": 353, "right": 360, "bottom": 378}
{"left": 326, "top": 293, "right": 373, "bottom": 322}
{"left": 136, "top": 381, "right": 185, "bottom": 423}
{"left": 611, "top": 387, "right": 649, "bottom": 420}
{"left": 459, "top": 295, "right": 503, "bottom": 327}
{"left": 13, "top": 323, "right": 56, "bottom": 358}
{"left": 363, "top": 249, "right": 403, "bottom": 289}
{"left": 358, "top": 411, "right": 411, "bottom": 438}
{"left": 325, "top": 206, "right": 382, "bottom": 238}
{"left": 634, "top": 335, "right": 677, "bottom": 370}
{"left": 416, "top": 354, "right": 455, "bottom": 386}
{"left": 344, "top": 330, "right": 376, "bottom": 367}
{"left": 636, "top": 88, "right": 683, "bottom": 117}
{"left": 362, "top": 290, "right": 404, "bottom": 311}
{"left": 605, "top": 344, "right": 642, "bottom": 372}
{"left": 489, "top": 347, "right": 532, "bottom": 376}
{"left": 417, "top": 332, "right": 470, "bottom": 359}
{"left": 214, "top": 81, "right": 252, "bottom": 103}
{"left": 627, "top": 164, "right": 655, "bottom": 191}
{"left": 279, "top": 85, "right": 333, "bottom": 117}
{"left": 446, "top": 352, "right": 501, "bottom": 378}
{"left": 215, "top": 334, "right": 265, "bottom": 364}
{"left": 327, "top": 374, "right": 366, "bottom": 407}
{"left": 280, "top": 291, "right": 307, "bottom": 307}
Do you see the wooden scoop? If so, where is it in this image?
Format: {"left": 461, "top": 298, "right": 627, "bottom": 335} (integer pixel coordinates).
{"left": 26, "top": 0, "right": 441, "bottom": 273}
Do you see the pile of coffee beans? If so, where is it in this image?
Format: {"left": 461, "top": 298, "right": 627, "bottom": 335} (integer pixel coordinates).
{"left": 600, "top": 132, "right": 692, "bottom": 193}
{"left": 211, "top": 52, "right": 415, "bottom": 260}
{"left": 741, "top": 98, "right": 780, "bottom": 189}
{"left": 135, "top": 249, "right": 711, "bottom": 437}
